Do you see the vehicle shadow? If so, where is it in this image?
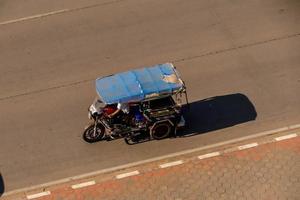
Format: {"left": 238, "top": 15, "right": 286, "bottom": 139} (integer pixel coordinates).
{"left": 178, "top": 93, "right": 257, "bottom": 137}
{"left": 0, "top": 173, "right": 4, "bottom": 197}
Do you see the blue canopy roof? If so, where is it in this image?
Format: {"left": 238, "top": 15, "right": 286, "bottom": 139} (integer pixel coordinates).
{"left": 96, "top": 63, "right": 184, "bottom": 104}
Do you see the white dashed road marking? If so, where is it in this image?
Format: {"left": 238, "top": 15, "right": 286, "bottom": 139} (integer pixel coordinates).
{"left": 116, "top": 170, "right": 140, "bottom": 179}
{"left": 275, "top": 133, "right": 297, "bottom": 141}
{"left": 159, "top": 160, "right": 183, "bottom": 168}
{"left": 71, "top": 181, "right": 96, "bottom": 189}
{"left": 0, "top": 9, "right": 68, "bottom": 25}
{"left": 238, "top": 143, "right": 258, "bottom": 150}
{"left": 198, "top": 152, "right": 220, "bottom": 160}
{"left": 26, "top": 191, "right": 51, "bottom": 199}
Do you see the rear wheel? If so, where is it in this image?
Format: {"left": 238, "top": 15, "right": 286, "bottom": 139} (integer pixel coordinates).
{"left": 83, "top": 123, "right": 105, "bottom": 143}
{"left": 151, "top": 122, "right": 173, "bottom": 140}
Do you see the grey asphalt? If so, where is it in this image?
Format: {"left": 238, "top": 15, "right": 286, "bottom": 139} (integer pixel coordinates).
{"left": 0, "top": 0, "right": 299, "bottom": 193}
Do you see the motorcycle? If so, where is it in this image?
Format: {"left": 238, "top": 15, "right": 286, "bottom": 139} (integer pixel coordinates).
{"left": 83, "top": 99, "right": 150, "bottom": 144}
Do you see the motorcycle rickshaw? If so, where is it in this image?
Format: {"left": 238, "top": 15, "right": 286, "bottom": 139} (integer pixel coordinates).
{"left": 83, "top": 63, "right": 189, "bottom": 144}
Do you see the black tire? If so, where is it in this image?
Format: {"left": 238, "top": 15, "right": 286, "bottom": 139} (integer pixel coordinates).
{"left": 124, "top": 137, "right": 137, "bottom": 145}
{"left": 83, "top": 123, "right": 105, "bottom": 143}
{"left": 151, "top": 122, "right": 173, "bottom": 140}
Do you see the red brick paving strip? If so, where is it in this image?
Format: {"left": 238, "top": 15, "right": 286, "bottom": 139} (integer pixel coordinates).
{"left": 34, "top": 137, "right": 300, "bottom": 200}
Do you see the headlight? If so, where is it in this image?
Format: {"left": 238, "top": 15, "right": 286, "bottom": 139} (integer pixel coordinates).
{"left": 89, "top": 104, "right": 97, "bottom": 114}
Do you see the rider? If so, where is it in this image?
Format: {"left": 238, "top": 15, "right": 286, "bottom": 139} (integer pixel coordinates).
{"left": 107, "top": 102, "right": 130, "bottom": 122}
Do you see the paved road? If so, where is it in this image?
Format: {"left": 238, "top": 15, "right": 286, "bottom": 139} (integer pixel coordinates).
{"left": 4, "top": 132, "right": 300, "bottom": 200}
{"left": 0, "top": 0, "right": 299, "bottom": 192}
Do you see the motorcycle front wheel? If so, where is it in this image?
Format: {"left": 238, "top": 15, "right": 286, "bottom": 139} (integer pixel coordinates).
{"left": 83, "top": 123, "right": 105, "bottom": 143}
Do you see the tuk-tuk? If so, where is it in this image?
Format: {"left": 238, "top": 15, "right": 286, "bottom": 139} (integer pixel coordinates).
{"left": 83, "top": 63, "right": 188, "bottom": 144}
